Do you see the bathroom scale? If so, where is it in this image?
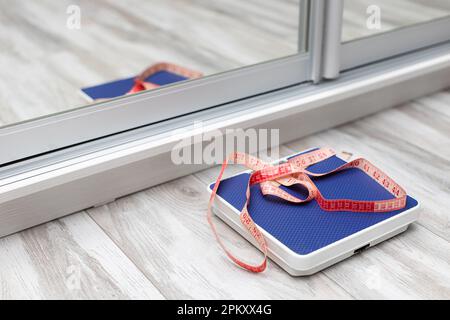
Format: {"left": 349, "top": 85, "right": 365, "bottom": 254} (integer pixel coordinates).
{"left": 208, "top": 148, "right": 420, "bottom": 276}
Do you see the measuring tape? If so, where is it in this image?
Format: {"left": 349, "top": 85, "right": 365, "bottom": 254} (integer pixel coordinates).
{"left": 128, "top": 62, "right": 203, "bottom": 94}
{"left": 207, "top": 147, "right": 407, "bottom": 273}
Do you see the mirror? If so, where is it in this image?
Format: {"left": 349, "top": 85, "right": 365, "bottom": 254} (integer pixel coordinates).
{"left": 0, "top": 0, "right": 303, "bottom": 127}
{"left": 342, "top": 0, "right": 450, "bottom": 42}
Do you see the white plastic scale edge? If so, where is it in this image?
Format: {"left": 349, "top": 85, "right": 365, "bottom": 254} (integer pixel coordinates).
{"left": 207, "top": 150, "right": 420, "bottom": 276}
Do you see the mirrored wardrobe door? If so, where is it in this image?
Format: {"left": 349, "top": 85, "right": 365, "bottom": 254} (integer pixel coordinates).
{"left": 0, "top": 0, "right": 304, "bottom": 127}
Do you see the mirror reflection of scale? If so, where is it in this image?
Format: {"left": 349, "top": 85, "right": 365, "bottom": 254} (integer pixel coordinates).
{"left": 80, "top": 62, "right": 203, "bottom": 102}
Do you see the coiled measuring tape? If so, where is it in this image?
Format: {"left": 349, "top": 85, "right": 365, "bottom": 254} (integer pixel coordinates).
{"left": 207, "top": 147, "right": 407, "bottom": 273}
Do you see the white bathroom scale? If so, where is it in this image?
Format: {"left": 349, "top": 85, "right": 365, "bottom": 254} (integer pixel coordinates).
{"left": 208, "top": 148, "right": 420, "bottom": 276}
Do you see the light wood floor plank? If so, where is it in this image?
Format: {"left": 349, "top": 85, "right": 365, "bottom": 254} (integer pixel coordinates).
{"left": 320, "top": 224, "right": 450, "bottom": 299}
{"left": 0, "top": 212, "right": 164, "bottom": 299}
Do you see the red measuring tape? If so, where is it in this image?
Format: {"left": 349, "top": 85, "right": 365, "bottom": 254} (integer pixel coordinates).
{"left": 128, "top": 62, "right": 203, "bottom": 94}
{"left": 207, "top": 147, "right": 407, "bottom": 273}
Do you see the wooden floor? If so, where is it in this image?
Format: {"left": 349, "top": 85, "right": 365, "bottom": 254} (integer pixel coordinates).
{"left": 1, "top": 1, "right": 450, "bottom": 299}
{"left": 1, "top": 89, "right": 449, "bottom": 299}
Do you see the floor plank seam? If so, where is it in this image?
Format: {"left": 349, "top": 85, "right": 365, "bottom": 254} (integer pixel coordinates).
{"left": 415, "top": 222, "right": 450, "bottom": 244}
{"left": 321, "top": 273, "right": 357, "bottom": 300}
{"left": 82, "top": 211, "right": 169, "bottom": 300}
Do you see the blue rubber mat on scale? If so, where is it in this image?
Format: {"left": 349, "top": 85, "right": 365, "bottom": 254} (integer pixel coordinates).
{"left": 211, "top": 149, "right": 418, "bottom": 255}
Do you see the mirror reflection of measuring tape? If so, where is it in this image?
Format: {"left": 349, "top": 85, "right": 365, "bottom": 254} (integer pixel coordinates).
{"left": 207, "top": 147, "right": 407, "bottom": 273}
{"left": 127, "top": 62, "right": 203, "bottom": 94}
